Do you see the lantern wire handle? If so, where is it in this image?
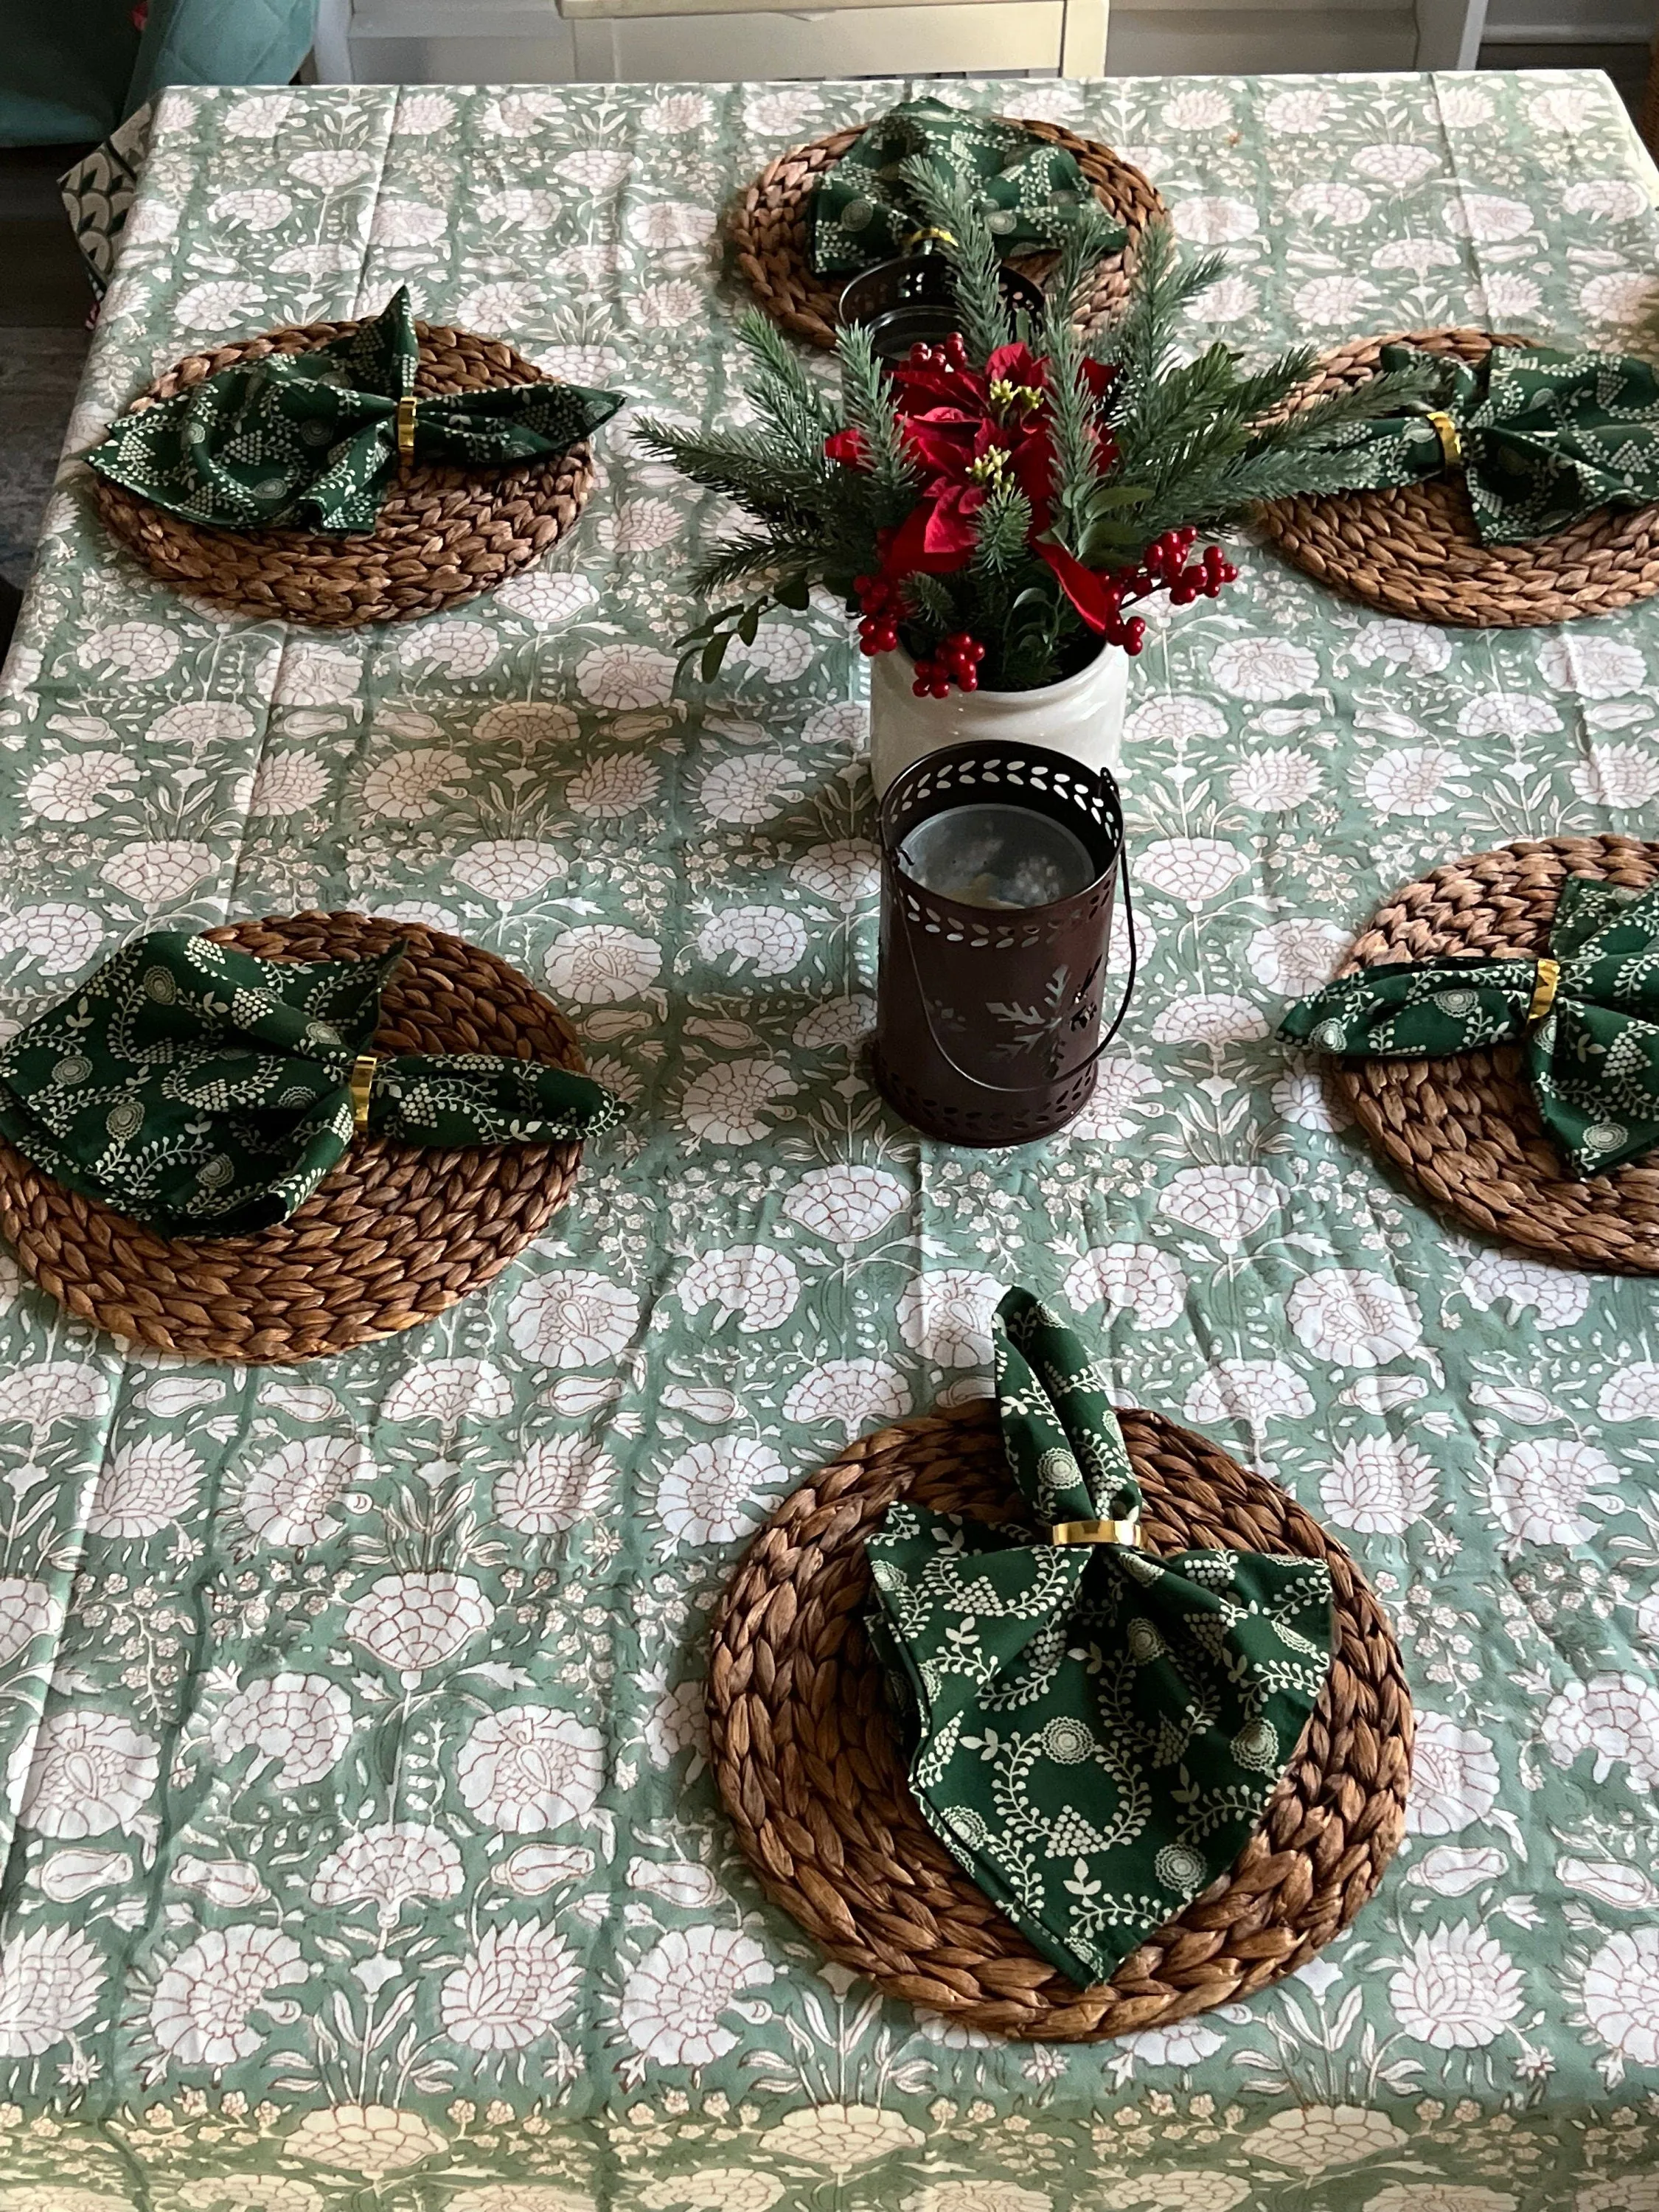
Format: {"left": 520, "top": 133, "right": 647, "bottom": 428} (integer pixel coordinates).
{"left": 889, "top": 763, "right": 1139, "bottom": 1097}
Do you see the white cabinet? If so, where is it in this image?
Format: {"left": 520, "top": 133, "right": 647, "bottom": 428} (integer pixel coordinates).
{"left": 313, "top": 0, "right": 1499, "bottom": 86}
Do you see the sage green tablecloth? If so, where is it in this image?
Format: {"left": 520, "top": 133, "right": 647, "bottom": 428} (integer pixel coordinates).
{"left": 2, "top": 68, "right": 1659, "bottom": 2212}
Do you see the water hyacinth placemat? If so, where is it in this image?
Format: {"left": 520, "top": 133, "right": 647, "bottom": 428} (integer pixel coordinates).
{"left": 1281, "top": 835, "right": 1659, "bottom": 1275}
{"left": 731, "top": 112, "right": 1164, "bottom": 348}
{"left": 707, "top": 1382, "right": 1407, "bottom": 2041}
{"left": 3, "top": 64, "right": 1659, "bottom": 2212}
{"left": 0, "top": 912, "right": 605, "bottom": 1361}
{"left": 1257, "top": 327, "right": 1659, "bottom": 627}
{"left": 90, "top": 308, "right": 607, "bottom": 628}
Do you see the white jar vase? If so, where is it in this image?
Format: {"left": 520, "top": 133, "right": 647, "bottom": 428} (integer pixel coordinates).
{"left": 868, "top": 641, "right": 1130, "bottom": 799}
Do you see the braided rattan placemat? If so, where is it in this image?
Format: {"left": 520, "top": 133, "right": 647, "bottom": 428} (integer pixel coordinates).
{"left": 731, "top": 120, "right": 1165, "bottom": 349}
{"left": 91, "top": 318, "right": 596, "bottom": 628}
{"left": 1332, "top": 835, "right": 1659, "bottom": 1273}
{"left": 709, "top": 1399, "right": 1410, "bottom": 2040}
{"left": 0, "top": 912, "right": 589, "bottom": 1365}
{"left": 1256, "top": 327, "right": 1659, "bottom": 627}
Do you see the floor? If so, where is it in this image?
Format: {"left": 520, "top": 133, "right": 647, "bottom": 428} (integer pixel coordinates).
{"left": 1480, "top": 38, "right": 1649, "bottom": 112}
{"left": 0, "top": 49, "right": 1652, "bottom": 661}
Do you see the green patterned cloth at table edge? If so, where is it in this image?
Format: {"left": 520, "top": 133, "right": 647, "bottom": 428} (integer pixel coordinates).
{"left": 1312, "top": 341, "right": 1659, "bottom": 544}
{"left": 864, "top": 1286, "right": 1333, "bottom": 1989}
{"left": 83, "top": 285, "right": 625, "bottom": 533}
{"left": 1280, "top": 872, "right": 1659, "bottom": 1178}
{"left": 0, "top": 931, "right": 625, "bottom": 1239}
{"left": 808, "top": 97, "right": 1115, "bottom": 278}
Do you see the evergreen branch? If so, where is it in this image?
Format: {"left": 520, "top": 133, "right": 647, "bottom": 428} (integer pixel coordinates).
{"left": 690, "top": 529, "right": 821, "bottom": 594}
{"left": 739, "top": 308, "right": 834, "bottom": 414}
{"left": 835, "top": 320, "right": 920, "bottom": 524}
{"left": 1040, "top": 305, "right": 1105, "bottom": 547}
{"left": 906, "top": 571, "right": 958, "bottom": 626}
{"left": 973, "top": 483, "right": 1032, "bottom": 574}
{"left": 1113, "top": 344, "right": 1245, "bottom": 465}
{"left": 737, "top": 308, "right": 841, "bottom": 464}
{"left": 631, "top": 418, "right": 829, "bottom": 521}
{"left": 1210, "top": 349, "right": 1324, "bottom": 428}
{"left": 1089, "top": 220, "right": 1224, "bottom": 397}
{"left": 898, "top": 154, "right": 1013, "bottom": 367}
{"left": 1246, "top": 358, "right": 1445, "bottom": 452}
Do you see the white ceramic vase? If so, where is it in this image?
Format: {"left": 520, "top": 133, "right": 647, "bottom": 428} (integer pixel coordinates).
{"left": 867, "top": 641, "right": 1130, "bottom": 799}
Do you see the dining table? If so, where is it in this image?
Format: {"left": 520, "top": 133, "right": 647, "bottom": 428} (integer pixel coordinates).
{"left": 4, "top": 63, "right": 1659, "bottom": 2212}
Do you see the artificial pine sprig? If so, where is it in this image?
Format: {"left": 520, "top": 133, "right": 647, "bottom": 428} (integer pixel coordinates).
{"left": 835, "top": 319, "right": 920, "bottom": 524}
{"left": 897, "top": 156, "right": 1018, "bottom": 367}
{"left": 649, "top": 189, "right": 1443, "bottom": 692}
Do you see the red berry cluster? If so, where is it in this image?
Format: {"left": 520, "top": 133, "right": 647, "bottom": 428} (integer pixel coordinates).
{"left": 854, "top": 573, "right": 904, "bottom": 657}
{"left": 911, "top": 633, "right": 987, "bottom": 698}
{"left": 1148, "top": 526, "right": 1237, "bottom": 606}
{"left": 908, "top": 333, "right": 971, "bottom": 374}
{"left": 1101, "top": 529, "right": 1239, "bottom": 655}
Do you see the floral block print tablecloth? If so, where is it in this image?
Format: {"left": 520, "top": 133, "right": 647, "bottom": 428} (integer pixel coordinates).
{"left": 4, "top": 65, "right": 1659, "bottom": 2212}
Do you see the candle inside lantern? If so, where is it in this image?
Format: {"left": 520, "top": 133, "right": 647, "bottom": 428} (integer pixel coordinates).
{"left": 899, "top": 803, "right": 1099, "bottom": 911}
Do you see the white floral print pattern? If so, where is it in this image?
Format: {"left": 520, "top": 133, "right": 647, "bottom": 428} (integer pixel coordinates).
{"left": 439, "top": 1921, "right": 582, "bottom": 2051}
{"left": 1388, "top": 1924, "right": 1524, "bottom": 2048}
{"left": 13, "top": 1712, "right": 159, "bottom": 1837}
{"left": 345, "top": 1573, "right": 491, "bottom": 1682}
{"left": 3, "top": 63, "right": 1657, "bottom": 2212}
{"left": 620, "top": 1929, "right": 773, "bottom": 2066}
{"left": 148, "top": 1926, "right": 306, "bottom": 2065}
{"left": 0, "top": 1927, "right": 105, "bottom": 2057}
{"left": 456, "top": 1707, "right": 605, "bottom": 1832}
{"left": 86, "top": 1437, "right": 204, "bottom": 1537}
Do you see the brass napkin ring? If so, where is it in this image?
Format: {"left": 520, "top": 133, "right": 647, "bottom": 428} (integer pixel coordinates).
{"left": 349, "top": 1054, "right": 379, "bottom": 1132}
{"left": 1050, "top": 1514, "right": 1140, "bottom": 1546}
{"left": 1528, "top": 955, "right": 1561, "bottom": 1027}
{"left": 902, "top": 226, "right": 958, "bottom": 251}
{"left": 396, "top": 393, "right": 417, "bottom": 465}
{"left": 1425, "top": 408, "right": 1463, "bottom": 470}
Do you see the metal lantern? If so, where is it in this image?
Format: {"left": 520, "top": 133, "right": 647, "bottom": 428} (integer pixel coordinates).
{"left": 873, "top": 742, "right": 1135, "bottom": 1147}
{"left": 839, "top": 251, "right": 1047, "bottom": 365}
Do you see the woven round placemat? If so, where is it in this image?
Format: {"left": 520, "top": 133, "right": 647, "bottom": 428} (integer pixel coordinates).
{"left": 708, "top": 1399, "right": 1410, "bottom": 2039}
{"left": 731, "top": 120, "right": 1166, "bottom": 349}
{"left": 90, "top": 317, "right": 596, "bottom": 628}
{"left": 0, "top": 912, "right": 589, "bottom": 1365}
{"left": 1331, "top": 834, "right": 1659, "bottom": 1274}
{"left": 1255, "top": 327, "right": 1659, "bottom": 627}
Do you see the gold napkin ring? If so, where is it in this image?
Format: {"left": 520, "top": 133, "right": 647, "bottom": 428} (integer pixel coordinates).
{"left": 396, "top": 393, "right": 417, "bottom": 466}
{"left": 1050, "top": 1515, "right": 1140, "bottom": 1546}
{"left": 1425, "top": 408, "right": 1463, "bottom": 470}
{"left": 349, "top": 1054, "right": 379, "bottom": 1133}
{"left": 902, "top": 226, "right": 958, "bottom": 252}
{"left": 1528, "top": 956, "right": 1561, "bottom": 1028}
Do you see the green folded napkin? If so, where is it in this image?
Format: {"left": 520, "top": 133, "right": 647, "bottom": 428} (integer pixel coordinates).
{"left": 0, "top": 931, "right": 624, "bottom": 1239}
{"left": 1315, "top": 341, "right": 1659, "bottom": 544}
{"left": 84, "top": 286, "right": 624, "bottom": 533}
{"left": 808, "top": 97, "right": 1111, "bottom": 279}
{"left": 865, "top": 1287, "right": 1332, "bottom": 1990}
{"left": 1280, "top": 872, "right": 1659, "bottom": 1179}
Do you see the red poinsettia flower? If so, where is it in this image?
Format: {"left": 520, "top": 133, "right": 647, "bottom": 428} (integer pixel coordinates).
{"left": 866, "top": 338, "right": 1124, "bottom": 627}
{"left": 824, "top": 427, "right": 868, "bottom": 468}
{"left": 874, "top": 340, "right": 1067, "bottom": 578}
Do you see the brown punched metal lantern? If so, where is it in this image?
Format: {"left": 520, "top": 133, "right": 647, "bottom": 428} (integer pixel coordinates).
{"left": 873, "top": 741, "right": 1135, "bottom": 1147}
{"left": 838, "top": 251, "right": 1048, "bottom": 365}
